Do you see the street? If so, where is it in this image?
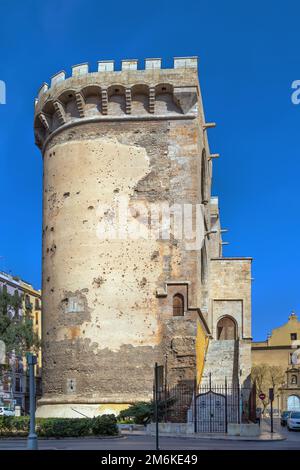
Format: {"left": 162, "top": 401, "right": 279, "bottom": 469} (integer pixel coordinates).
{"left": 0, "top": 419, "right": 299, "bottom": 450}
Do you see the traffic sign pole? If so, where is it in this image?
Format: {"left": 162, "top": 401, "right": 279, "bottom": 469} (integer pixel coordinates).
{"left": 269, "top": 388, "right": 274, "bottom": 434}
{"left": 26, "top": 353, "right": 38, "bottom": 450}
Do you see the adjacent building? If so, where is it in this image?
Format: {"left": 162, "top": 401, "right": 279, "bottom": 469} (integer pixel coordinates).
{"left": 0, "top": 271, "right": 42, "bottom": 412}
{"left": 252, "top": 312, "right": 300, "bottom": 411}
{"left": 252, "top": 312, "right": 300, "bottom": 369}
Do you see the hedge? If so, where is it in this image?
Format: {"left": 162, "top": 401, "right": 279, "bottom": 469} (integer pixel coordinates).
{"left": 0, "top": 414, "right": 118, "bottom": 437}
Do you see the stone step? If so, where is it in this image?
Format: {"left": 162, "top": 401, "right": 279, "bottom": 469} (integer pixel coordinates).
{"left": 200, "top": 339, "right": 238, "bottom": 386}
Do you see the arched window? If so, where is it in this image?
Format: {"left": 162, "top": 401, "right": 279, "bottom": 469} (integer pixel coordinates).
{"left": 107, "top": 85, "right": 126, "bottom": 115}
{"left": 131, "top": 84, "right": 149, "bottom": 114}
{"left": 155, "top": 83, "right": 179, "bottom": 113}
{"left": 217, "top": 316, "right": 237, "bottom": 340}
{"left": 287, "top": 395, "right": 300, "bottom": 411}
{"left": 291, "top": 375, "right": 298, "bottom": 385}
{"left": 173, "top": 294, "right": 184, "bottom": 316}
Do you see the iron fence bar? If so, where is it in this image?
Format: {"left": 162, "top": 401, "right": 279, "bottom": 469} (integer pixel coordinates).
{"left": 164, "top": 356, "right": 168, "bottom": 423}
{"left": 194, "top": 377, "right": 197, "bottom": 433}
{"left": 237, "top": 384, "right": 240, "bottom": 424}
{"left": 163, "top": 381, "right": 253, "bottom": 433}
{"left": 225, "top": 377, "right": 228, "bottom": 433}
{"left": 154, "top": 363, "right": 159, "bottom": 451}
{"left": 210, "top": 375, "right": 212, "bottom": 432}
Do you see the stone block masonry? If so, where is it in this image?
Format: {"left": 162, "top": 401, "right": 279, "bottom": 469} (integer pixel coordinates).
{"left": 34, "top": 57, "right": 252, "bottom": 417}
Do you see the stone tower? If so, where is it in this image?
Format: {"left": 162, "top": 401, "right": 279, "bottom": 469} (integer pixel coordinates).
{"left": 34, "top": 57, "right": 252, "bottom": 417}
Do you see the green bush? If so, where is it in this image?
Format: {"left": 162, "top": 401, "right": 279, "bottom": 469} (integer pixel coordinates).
{"left": 11, "top": 416, "right": 30, "bottom": 431}
{"left": 0, "top": 416, "right": 29, "bottom": 435}
{"left": 118, "top": 399, "right": 174, "bottom": 425}
{"left": 36, "top": 418, "right": 91, "bottom": 437}
{"left": 91, "top": 414, "right": 118, "bottom": 436}
{"left": 0, "top": 415, "right": 118, "bottom": 437}
{"left": 118, "top": 402, "right": 154, "bottom": 425}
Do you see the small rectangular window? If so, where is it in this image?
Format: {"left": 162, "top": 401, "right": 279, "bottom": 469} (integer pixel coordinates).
{"left": 291, "top": 333, "right": 297, "bottom": 341}
{"left": 15, "top": 377, "right": 22, "bottom": 392}
{"left": 63, "top": 296, "right": 84, "bottom": 313}
{"left": 25, "top": 295, "right": 32, "bottom": 310}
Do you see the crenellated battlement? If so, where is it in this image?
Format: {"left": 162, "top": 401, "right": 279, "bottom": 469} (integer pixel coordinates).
{"left": 34, "top": 57, "right": 200, "bottom": 150}
{"left": 36, "top": 57, "right": 198, "bottom": 99}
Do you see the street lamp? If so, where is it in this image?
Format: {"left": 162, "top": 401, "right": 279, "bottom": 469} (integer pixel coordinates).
{"left": 26, "top": 353, "right": 38, "bottom": 450}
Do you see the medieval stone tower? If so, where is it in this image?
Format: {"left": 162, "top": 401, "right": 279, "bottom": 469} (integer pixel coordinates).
{"left": 34, "top": 57, "right": 252, "bottom": 418}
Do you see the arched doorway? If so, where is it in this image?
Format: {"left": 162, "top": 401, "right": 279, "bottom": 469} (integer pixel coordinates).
{"left": 173, "top": 294, "right": 184, "bottom": 316}
{"left": 217, "top": 316, "right": 237, "bottom": 340}
{"left": 287, "top": 395, "right": 300, "bottom": 411}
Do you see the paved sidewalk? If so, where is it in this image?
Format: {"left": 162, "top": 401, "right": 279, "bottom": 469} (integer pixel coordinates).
{"left": 121, "top": 421, "right": 285, "bottom": 442}
{"left": 124, "top": 430, "right": 284, "bottom": 441}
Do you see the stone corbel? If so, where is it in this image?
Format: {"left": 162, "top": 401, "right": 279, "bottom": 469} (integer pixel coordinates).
{"left": 38, "top": 112, "right": 51, "bottom": 131}
{"left": 53, "top": 100, "right": 66, "bottom": 125}
{"left": 101, "top": 88, "right": 108, "bottom": 115}
{"left": 173, "top": 87, "right": 198, "bottom": 114}
{"left": 75, "top": 92, "right": 85, "bottom": 118}
{"left": 149, "top": 86, "right": 155, "bottom": 113}
{"left": 203, "top": 122, "right": 216, "bottom": 130}
{"left": 208, "top": 153, "right": 220, "bottom": 161}
{"left": 125, "top": 88, "right": 132, "bottom": 114}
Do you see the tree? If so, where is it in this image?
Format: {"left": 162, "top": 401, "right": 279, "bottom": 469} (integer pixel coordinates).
{"left": 0, "top": 286, "right": 40, "bottom": 403}
{"left": 0, "top": 287, "right": 40, "bottom": 356}
{"left": 251, "top": 363, "right": 285, "bottom": 413}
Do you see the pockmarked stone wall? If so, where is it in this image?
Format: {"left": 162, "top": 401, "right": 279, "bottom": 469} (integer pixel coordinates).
{"left": 34, "top": 57, "right": 252, "bottom": 416}
{"left": 35, "top": 58, "right": 214, "bottom": 415}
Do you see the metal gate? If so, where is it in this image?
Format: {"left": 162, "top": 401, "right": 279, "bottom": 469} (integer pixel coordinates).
{"left": 155, "top": 374, "right": 254, "bottom": 433}
{"left": 195, "top": 389, "right": 227, "bottom": 433}
{"left": 191, "top": 378, "right": 241, "bottom": 433}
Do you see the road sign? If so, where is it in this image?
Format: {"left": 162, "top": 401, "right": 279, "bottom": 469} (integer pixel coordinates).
{"left": 259, "top": 393, "right": 266, "bottom": 400}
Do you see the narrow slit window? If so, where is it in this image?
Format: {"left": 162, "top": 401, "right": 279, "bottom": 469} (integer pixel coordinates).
{"left": 173, "top": 294, "right": 184, "bottom": 317}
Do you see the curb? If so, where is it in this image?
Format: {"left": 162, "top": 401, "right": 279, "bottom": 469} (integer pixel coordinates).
{"left": 0, "top": 435, "right": 124, "bottom": 440}
{"left": 130, "top": 432, "right": 286, "bottom": 442}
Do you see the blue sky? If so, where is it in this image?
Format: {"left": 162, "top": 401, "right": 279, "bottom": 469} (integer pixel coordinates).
{"left": 0, "top": 0, "right": 299, "bottom": 340}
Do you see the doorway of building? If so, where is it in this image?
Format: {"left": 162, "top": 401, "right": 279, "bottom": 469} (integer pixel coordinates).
{"left": 287, "top": 395, "right": 300, "bottom": 411}
{"left": 217, "top": 316, "right": 237, "bottom": 340}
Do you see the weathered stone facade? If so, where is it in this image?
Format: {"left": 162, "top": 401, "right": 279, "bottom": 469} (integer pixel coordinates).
{"left": 34, "top": 57, "right": 252, "bottom": 417}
